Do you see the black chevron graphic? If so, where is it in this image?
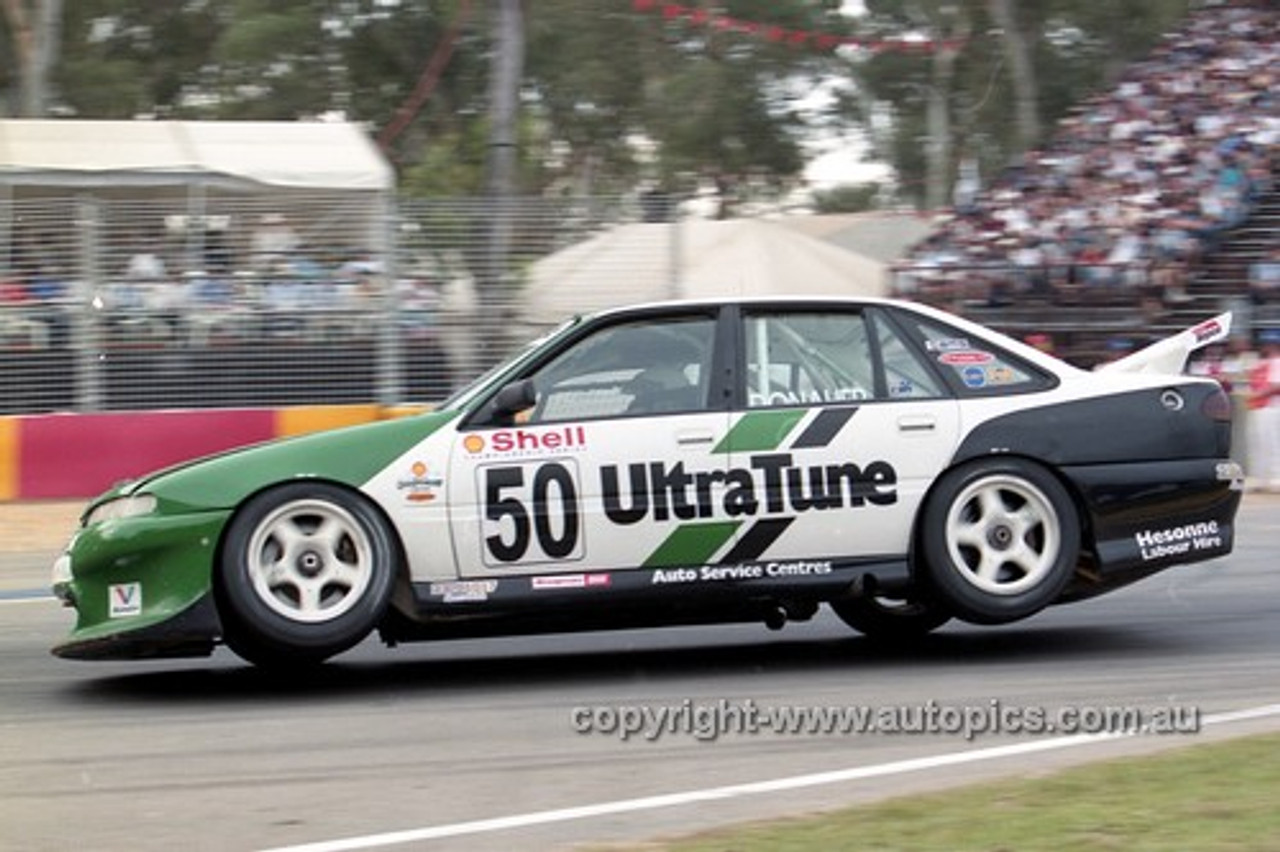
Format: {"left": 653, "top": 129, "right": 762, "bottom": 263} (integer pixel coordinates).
{"left": 790, "top": 406, "right": 858, "bottom": 449}
{"left": 719, "top": 517, "right": 795, "bottom": 563}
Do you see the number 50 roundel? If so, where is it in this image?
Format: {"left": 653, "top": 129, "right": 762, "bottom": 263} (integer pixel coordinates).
{"left": 480, "top": 461, "right": 584, "bottom": 567}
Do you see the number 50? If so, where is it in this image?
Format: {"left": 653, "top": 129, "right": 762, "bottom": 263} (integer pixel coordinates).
{"left": 483, "top": 462, "right": 581, "bottom": 565}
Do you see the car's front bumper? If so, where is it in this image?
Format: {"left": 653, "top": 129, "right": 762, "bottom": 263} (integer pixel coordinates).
{"left": 51, "top": 509, "right": 230, "bottom": 660}
{"left": 52, "top": 594, "right": 221, "bottom": 659}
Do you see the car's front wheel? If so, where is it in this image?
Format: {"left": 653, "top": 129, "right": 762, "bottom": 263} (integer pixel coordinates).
{"left": 830, "top": 596, "right": 951, "bottom": 640}
{"left": 216, "top": 483, "right": 399, "bottom": 667}
{"left": 919, "top": 459, "right": 1080, "bottom": 625}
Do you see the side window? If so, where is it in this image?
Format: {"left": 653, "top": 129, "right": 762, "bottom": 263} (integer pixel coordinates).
{"left": 744, "top": 312, "right": 876, "bottom": 407}
{"left": 871, "top": 313, "right": 947, "bottom": 399}
{"left": 525, "top": 316, "right": 716, "bottom": 423}
{"left": 906, "top": 316, "right": 1046, "bottom": 393}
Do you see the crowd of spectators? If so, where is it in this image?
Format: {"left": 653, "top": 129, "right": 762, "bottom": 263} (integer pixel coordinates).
{"left": 1250, "top": 246, "right": 1280, "bottom": 305}
{"left": 1, "top": 212, "right": 445, "bottom": 349}
{"left": 894, "top": 0, "right": 1278, "bottom": 311}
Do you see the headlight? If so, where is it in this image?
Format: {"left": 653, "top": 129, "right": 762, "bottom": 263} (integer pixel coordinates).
{"left": 84, "top": 494, "right": 157, "bottom": 527}
{"left": 51, "top": 553, "right": 75, "bottom": 606}
{"left": 51, "top": 553, "right": 73, "bottom": 587}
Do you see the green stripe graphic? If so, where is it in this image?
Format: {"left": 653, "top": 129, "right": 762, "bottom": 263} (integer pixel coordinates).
{"left": 643, "top": 521, "right": 741, "bottom": 567}
{"left": 712, "top": 409, "right": 807, "bottom": 454}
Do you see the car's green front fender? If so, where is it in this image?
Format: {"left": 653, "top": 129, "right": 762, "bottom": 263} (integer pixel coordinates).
{"left": 55, "top": 410, "right": 462, "bottom": 658}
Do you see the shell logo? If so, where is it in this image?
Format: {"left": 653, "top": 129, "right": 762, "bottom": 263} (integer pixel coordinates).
{"left": 463, "top": 434, "right": 486, "bottom": 453}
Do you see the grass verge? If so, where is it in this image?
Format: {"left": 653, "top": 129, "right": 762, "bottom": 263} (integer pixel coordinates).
{"left": 605, "top": 732, "right": 1280, "bottom": 851}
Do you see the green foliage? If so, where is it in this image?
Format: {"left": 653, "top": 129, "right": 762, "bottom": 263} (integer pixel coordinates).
{"left": 13, "top": 1, "right": 850, "bottom": 203}
{"left": 399, "top": 121, "right": 491, "bottom": 198}
{"left": 6, "top": 0, "right": 1195, "bottom": 207}
{"left": 55, "top": 0, "right": 222, "bottom": 118}
{"left": 525, "top": 0, "right": 847, "bottom": 204}
{"left": 812, "top": 182, "right": 882, "bottom": 213}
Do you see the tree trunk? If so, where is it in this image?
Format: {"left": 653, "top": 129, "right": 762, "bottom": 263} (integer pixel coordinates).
{"left": 986, "top": 0, "right": 1040, "bottom": 149}
{"left": 478, "top": 0, "right": 525, "bottom": 366}
{"left": 922, "top": 2, "right": 979, "bottom": 212}
{"left": 2, "top": 0, "right": 61, "bottom": 116}
{"left": 3, "top": 0, "right": 35, "bottom": 114}
{"left": 924, "top": 40, "right": 959, "bottom": 211}
{"left": 485, "top": 0, "right": 523, "bottom": 205}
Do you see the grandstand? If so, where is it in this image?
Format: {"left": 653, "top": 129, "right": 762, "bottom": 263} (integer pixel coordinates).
{"left": 893, "top": 0, "right": 1278, "bottom": 367}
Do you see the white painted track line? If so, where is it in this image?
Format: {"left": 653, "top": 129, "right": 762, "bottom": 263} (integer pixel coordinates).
{"left": 259, "top": 703, "right": 1280, "bottom": 852}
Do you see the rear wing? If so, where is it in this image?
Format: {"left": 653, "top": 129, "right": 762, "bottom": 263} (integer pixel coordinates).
{"left": 1097, "top": 314, "right": 1232, "bottom": 376}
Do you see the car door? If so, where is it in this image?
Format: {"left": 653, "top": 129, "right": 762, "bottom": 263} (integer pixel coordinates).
{"left": 721, "top": 306, "right": 962, "bottom": 564}
{"left": 447, "top": 309, "right": 733, "bottom": 580}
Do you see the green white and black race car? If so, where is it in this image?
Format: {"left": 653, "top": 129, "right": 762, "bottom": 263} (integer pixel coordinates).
{"left": 52, "top": 298, "right": 1244, "bottom": 667}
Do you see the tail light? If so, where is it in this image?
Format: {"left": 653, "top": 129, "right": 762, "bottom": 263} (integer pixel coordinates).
{"left": 1200, "top": 386, "right": 1232, "bottom": 422}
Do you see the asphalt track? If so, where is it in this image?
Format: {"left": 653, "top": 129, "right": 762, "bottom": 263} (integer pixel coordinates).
{"left": 2, "top": 497, "right": 1279, "bottom": 852}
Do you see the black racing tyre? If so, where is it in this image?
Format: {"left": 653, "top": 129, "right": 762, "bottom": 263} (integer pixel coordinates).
{"left": 216, "top": 482, "right": 399, "bottom": 667}
{"left": 830, "top": 596, "right": 951, "bottom": 640}
{"left": 919, "top": 458, "right": 1080, "bottom": 625}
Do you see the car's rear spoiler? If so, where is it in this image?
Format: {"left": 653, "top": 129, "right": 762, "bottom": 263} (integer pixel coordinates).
{"left": 1097, "top": 313, "right": 1232, "bottom": 376}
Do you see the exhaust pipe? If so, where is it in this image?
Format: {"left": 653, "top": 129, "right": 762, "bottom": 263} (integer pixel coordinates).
{"left": 763, "top": 605, "right": 788, "bottom": 631}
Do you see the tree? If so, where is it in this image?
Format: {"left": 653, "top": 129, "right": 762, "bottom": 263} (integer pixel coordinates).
{"left": 632, "top": 1, "right": 852, "bottom": 216}
{"left": 846, "top": 0, "right": 1192, "bottom": 210}
{"left": 523, "top": 1, "right": 853, "bottom": 213}
{"left": 812, "top": 182, "right": 882, "bottom": 213}
{"left": 1, "top": 0, "right": 62, "bottom": 116}
{"left": 18, "top": 1, "right": 856, "bottom": 210}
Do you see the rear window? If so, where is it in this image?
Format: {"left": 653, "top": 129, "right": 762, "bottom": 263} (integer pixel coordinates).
{"left": 895, "top": 314, "right": 1053, "bottom": 395}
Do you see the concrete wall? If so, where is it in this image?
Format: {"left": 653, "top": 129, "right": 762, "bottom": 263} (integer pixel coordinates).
{"left": 0, "top": 404, "right": 425, "bottom": 501}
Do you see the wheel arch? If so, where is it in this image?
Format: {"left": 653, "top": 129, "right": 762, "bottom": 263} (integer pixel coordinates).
{"left": 210, "top": 476, "right": 413, "bottom": 627}
{"left": 907, "top": 452, "right": 1097, "bottom": 588}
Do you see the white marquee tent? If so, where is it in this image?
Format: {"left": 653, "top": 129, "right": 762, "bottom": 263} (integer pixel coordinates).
{"left": 522, "top": 217, "right": 889, "bottom": 327}
{"left": 0, "top": 119, "right": 395, "bottom": 273}
{"left": 0, "top": 119, "right": 392, "bottom": 191}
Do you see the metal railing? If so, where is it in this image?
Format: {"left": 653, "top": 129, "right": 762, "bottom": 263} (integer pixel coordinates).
{"left": 4, "top": 191, "right": 1248, "bottom": 413}
{"left": 889, "top": 260, "right": 1195, "bottom": 306}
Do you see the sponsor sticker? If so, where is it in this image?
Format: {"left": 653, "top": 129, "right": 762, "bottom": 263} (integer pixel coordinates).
{"left": 960, "top": 365, "right": 987, "bottom": 388}
{"left": 601, "top": 454, "right": 897, "bottom": 526}
{"left": 889, "top": 379, "right": 915, "bottom": 397}
{"left": 397, "top": 461, "right": 443, "bottom": 503}
{"left": 466, "top": 425, "right": 587, "bottom": 457}
{"left": 108, "top": 582, "right": 142, "bottom": 618}
{"left": 1134, "top": 521, "right": 1223, "bottom": 560}
{"left": 925, "top": 337, "right": 972, "bottom": 352}
{"left": 1216, "top": 461, "right": 1245, "bottom": 490}
{"left": 939, "top": 350, "right": 995, "bottom": 366}
{"left": 530, "top": 573, "right": 611, "bottom": 590}
{"left": 428, "top": 580, "right": 498, "bottom": 603}
{"left": 986, "top": 365, "right": 1017, "bottom": 385}
{"left": 652, "top": 560, "right": 834, "bottom": 585}
{"left": 1192, "top": 319, "right": 1223, "bottom": 343}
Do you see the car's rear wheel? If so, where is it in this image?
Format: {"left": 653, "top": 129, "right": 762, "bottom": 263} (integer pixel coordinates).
{"left": 217, "top": 483, "right": 398, "bottom": 667}
{"left": 920, "top": 459, "right": 1079, "bottom": 625}
{"left": 830, "top": 596, "right": 950, "bottom": 640}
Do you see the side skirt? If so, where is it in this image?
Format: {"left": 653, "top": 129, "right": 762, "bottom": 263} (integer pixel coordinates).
{"left": 380, "top": 556, "right": 911, "bottom": 644}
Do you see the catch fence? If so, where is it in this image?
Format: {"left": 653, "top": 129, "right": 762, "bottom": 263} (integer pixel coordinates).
{"left": 4, "top": 192, "right": 1225, "bottom": 414}
{"left": 1, "top": 193, "right": 675, "bottom": 414}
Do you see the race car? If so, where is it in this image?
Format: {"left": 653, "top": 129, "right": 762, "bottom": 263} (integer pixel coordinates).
{"left": 52, "top": 298, "right": 1244, "bottom": 666}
